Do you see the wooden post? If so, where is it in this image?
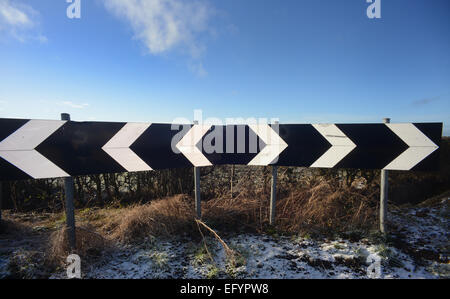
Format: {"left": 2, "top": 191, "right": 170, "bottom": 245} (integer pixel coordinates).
{"left": 380, "top": 117, "right": 390, "bottom": 234}
{"left": 193, "top": 120, "right": 201, "bottom": 219}
{"left": 269, "top": 121, "right": 279, "bottom": 226}
{"left": 61, "top": 113, "right": 76, "bottom": 249}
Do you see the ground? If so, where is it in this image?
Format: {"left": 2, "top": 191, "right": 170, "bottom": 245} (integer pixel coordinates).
{"left": 0, "top": 196, "right": 448, "bottom": 279}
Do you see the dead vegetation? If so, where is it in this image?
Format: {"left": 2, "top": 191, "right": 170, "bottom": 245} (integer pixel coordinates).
{"left": 95, "top": 178, "right": 379, "bottom": 245}
{"left": 276, "top": 180, "right": 378, "bottom": 233}
{"left": 46, "top": 226, "right": 108, "bottom": 267}
{"left": 202, "top": 178, "right": 378, "bottom": 235}
{"left": 106, "top": 195, "right": 196, "bottom": 243}
{"left": 195, "top": 219, "right": 240, "bottom": 266}
{"left": 4, "top": 176, "right": 380, "bottom": 268}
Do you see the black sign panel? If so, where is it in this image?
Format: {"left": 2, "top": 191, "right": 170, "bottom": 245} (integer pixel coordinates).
{"left": 0, "top": 118, "right": 442, "bottom": 181}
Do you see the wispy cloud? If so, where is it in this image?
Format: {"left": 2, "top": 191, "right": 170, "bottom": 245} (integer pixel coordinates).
{"left": 412, "top": 95, "right": 441, "bottom": 106}
{"left": 103, "top": 0, "right": 215, "bottom": 75}
{"left": 0, "top": 0, "right": 46, "bottom": 42}
{"left": 188, "top": 61, "right": 208, "bottom": 77}
{"left": 58, "top": 101, "right": 90, "bottom": 109}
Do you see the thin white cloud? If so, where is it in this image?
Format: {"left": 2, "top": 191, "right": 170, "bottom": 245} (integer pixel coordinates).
{"left": 104, "top": 0, "right": 213, "bottom": 56}
{"left": 0, "top": 0, "right": 45, "bottom": 42}
{"left": 0, "top": 0, "right": 31, "bottom": 26}
{"left": 58, "top": 101, "right": 90, "bottom": 109}
{"left": 412, "top": 95, "right": 442, "bottom": 107}
{"left": 188, "top": 61, "right": 208, "bottom": 77}
{"left": 103, "top": 0, "right": 214, "bottom": 76}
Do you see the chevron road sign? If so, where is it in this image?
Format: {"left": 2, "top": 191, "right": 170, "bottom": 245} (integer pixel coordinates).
{"left": 0, "top": 118, "right": 442, "bottom": 181}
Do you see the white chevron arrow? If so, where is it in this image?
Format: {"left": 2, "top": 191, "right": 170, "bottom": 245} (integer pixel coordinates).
{"left": 0, "top": 120, "right": 69, "bottom": 179}
{"left": 384, "top": 123, "right": 439, "bottom": 170}
{"left": 102, "top": 122, "right": 152, "bottom": 172}
{"left": 310, "top": 124, "right": 356, "bottom": 168}
{"left": 247, "top": 124, "right": 288, "bottom": 166}
{"left": 176, "top": 124, "right": 213, "bottom": 167}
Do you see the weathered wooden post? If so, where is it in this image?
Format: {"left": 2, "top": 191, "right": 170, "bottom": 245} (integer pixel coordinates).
{"left": 193, "top": 120, "right": 201, "bottom": 219}
{"left": 380, "top": 117, "right": 390, "bottom": 234}
{"left": 269, "top": 121, "right": 279, "bottom": 225}
{"left": 61, "top": 113, "right": 76, "bottom": 249}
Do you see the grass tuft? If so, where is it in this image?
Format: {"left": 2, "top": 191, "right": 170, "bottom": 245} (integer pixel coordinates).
{"left": 46, "top": 225, "right": 108, "bottom": 267}
{"left": 107, "top": 195, "right": 196, "bottom": 243}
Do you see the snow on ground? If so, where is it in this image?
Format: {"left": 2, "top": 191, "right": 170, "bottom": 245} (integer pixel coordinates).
{"left": 2, "top": 197, "right": 449, "bottom": 279}
{"left": 46, "top": 232, "right": 440, "bottom": 279}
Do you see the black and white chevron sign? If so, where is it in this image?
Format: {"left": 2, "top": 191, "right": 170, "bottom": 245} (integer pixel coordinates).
{"left": 0, "top": 118, "right": 442, "bottom": 181}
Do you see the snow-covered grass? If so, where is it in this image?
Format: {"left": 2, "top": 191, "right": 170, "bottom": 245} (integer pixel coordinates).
{"left": 1, "top": 197, "right": 448, "bottom": 279}
{"left": 46, "top": 232, "right": 442, "bottom": 279}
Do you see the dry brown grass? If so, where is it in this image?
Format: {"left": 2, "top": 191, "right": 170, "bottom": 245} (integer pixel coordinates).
{"left": 276, "top": 180, "right": 378, "bottom": 233}
{"left": 203, "top": 179, "right": 378, "bottom": 235}
{"left": 103, "top": 179, "right": 378, "bottom": 244}
{"left": 107, "top": 194, "right": 196, "bottom": 243}
{"left": 203, "top": 196, "right": 266, "bottom": 231}
{"left": 195, "top": 219, "right": 242, "bottom": 267}
{"left": 46, "top": 226, "right": 108, "bottom": 266}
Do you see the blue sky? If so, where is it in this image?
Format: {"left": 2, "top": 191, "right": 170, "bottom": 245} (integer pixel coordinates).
{"left": 0, "top": 0, "right": 449, "bottom": 135}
